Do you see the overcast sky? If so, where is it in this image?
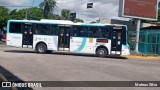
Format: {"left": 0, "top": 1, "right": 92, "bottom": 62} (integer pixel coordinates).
{"left": 1, "top": 0, "right": 156, "bottom": 22}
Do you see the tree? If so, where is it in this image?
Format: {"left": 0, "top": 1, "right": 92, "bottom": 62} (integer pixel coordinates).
{"left": 9, "top": 7, "right": 44, "bottom": 20}
{"left": 50, "top": 14, "right": 61, "bottom": 20}
{"left": 9, "top": 9, "right": 22, "bottom": 19}
{"left": 39, "top": 0, "right": 57, "bottom": 19}
{"left": 10, "top": 9, "right": 17, "bottom": 15}
{"left": 90, "top": 21, "right": 97, "bottom": 23}
{"left": 61, "top": 9, "right": 70, "bottom": 20}
{"left": 0, "top": 6, "right": 9, "bottom": 29}
{"left": 27, "top": 7, "right": 44, "bottom": 20}
{"left": 74, "top": 18, "right": 84, "bottom": 23}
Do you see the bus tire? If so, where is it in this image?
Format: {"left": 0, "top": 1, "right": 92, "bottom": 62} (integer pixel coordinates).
{"left": 96, "top": 48, "right": 108, "bottom": 57}
{"left": 36, "top": 43, "right": 47, "bottom": 54}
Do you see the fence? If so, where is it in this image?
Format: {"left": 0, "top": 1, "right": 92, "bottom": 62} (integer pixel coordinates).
{"left": 128, "top": 29, "right": 160, "bottom": 55}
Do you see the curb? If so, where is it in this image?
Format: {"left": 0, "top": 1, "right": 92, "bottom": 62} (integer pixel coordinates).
{"left": 122, "top": 55, "right": 159, "bottom": 60}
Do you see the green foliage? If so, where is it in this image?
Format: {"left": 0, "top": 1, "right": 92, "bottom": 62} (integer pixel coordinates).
{"left": 74, "top": 18, "right": 84, "bottom": 23}
{"left": 0, "top": 6, "right": 45, "bottom": 29}
{"left": 9, "top": 7, "right": 44, "bottom": 20}
{"left": 0, "top": 6, "right": 9, "bottom": 16}
{"left": 27, "top": 7, "right": 44, "bottom": 20}
{"left": 0, "top": 3, "right": 84, "bottom": 29}
{"left": 50, "top": 14, "right": 61, "bottom": 20}
{"left": 61, "top": 9, "right": 70, "bottom": 20}
{"left": 0, "top": 6, "right": 9, "bottom": 28}
{"left": 11, "top": 9, "right": 26, "bottom": 19}
{"left": 39, "top": 0, "right": 57, "bottom": 19}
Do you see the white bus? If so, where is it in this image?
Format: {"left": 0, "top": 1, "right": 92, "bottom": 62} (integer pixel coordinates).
{"left": 6, "top": 19, "right": 130, "bottom": 57}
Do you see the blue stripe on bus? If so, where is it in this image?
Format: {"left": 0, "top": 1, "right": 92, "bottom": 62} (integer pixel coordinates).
{"left": 77, "top": 38, "right": 87, "bottom": 52}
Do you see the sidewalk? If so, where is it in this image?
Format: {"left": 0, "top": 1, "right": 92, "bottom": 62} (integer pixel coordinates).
{"left": 122, "top": 55, "right": 160, "bottom": 60}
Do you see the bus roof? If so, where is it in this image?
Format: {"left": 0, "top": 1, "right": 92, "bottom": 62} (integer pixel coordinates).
{"left": 40, "top": 19, "right": 74, "bottom": 24}
{"left": 8, "top": 19, "right": 127, "bottom": 27}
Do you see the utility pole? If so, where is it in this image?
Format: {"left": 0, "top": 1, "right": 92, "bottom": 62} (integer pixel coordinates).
{"left": 87, "top": 3, "right": 102, "bottom": 23}
{"left": 135, "top": 19, "right": 141, "bottom": 53}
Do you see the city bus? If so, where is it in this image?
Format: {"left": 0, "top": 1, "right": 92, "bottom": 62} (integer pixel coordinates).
{"left": 6, "top": 19, "right": 130, "bottom": 57}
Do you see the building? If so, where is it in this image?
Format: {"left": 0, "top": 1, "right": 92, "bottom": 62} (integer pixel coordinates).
{"left": 100, "top": 18, "right": 156, "bottom": 31}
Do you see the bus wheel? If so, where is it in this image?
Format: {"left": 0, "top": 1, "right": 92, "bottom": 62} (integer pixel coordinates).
{"left": 96, "top": 48, "right": 107, "bottom": 57}
{"left": 36, "top": 43, "right": 47, "bottom": 54}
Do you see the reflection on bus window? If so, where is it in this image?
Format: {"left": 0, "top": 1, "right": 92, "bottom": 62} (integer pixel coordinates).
{"left": 73, "top": 26, "right": 109, "bottom": 39}
{"left": 10, "top": 22, "right": 21, "bottom": 33}
{"left": 73, "top": 26, "right": 88, "bottom": 37}
{"left": 51, "top": 25, "right": 58, "bottom": 35}
{"left": 35, "top": 24, "right": 50, "bottom": 35}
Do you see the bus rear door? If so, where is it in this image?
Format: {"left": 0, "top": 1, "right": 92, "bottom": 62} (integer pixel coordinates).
{"left": 58, "top": 25, "right": 71, "bottom": 51}
{"left": 111, "top": 26, "right": 123, "bottom": 55}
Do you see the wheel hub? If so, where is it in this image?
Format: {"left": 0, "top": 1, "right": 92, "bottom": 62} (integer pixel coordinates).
{"left": 39, "top": 46, "right": 44, "bottom": 52}
{"left": 99, "top": 50, "right": 105, "bottom": 55}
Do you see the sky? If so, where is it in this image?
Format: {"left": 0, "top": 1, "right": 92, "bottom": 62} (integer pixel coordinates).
{"left": 0, "top": 0, "right": 154, "bottom": 23}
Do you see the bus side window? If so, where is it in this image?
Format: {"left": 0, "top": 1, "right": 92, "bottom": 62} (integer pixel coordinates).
{"left": 51, "top": 25, "right": 57, "bottom": 35}
{"left": 79, "top": 28, "right": 88, "bottom": 37}
{"left": 89, "top": 27, "right": 99, "bottom": 38}
{"left": 73, "top": 27, "right": 78, "bottom": 37}
{"left": 35, "top": 24, "right": 50, "bottom": 35}
{"left": 99, "top": 27, "right": 109, "bottom": 39}
{"left": 72, "top": 26, "right": 88, "bottom": 37}
{"left": 10, "top": 22, "right": 22, "bottom": 33}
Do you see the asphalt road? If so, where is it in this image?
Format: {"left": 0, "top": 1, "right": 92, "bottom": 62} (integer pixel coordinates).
{"left": 0, "top": 44, "right": 160, "bottom": 90}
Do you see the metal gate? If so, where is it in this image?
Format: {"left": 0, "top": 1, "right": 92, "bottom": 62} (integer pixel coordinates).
{"left": 128, "top": 29, "right": 160, "bottom": 55}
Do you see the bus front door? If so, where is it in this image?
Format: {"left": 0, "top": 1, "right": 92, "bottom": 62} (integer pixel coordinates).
{"left": 22, "top": 23, "right": 34, "bottom": 48}
{"left": 58, "top": 26, "right": 71, "bottom": 51}
{"left": 111, "top": 29, "right": 122, "bottom": 55}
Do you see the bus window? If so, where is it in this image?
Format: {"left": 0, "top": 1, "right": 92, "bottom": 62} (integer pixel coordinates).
{"left": 35, "top": 24, "right": 50, "bottom": 35}
{"left": 51, "top": 25, "right": 58, "bottom": 35}
{"left": 98, "top": 27, "right": 109, "bottom": 39}
{"left": 89, "top": 27, "right": 99, "bottom": 38}
{"left": 9, "top": 22, "right": 22, "bottom": 33}
{"left": 88, "top": 27, "right": 109, "bottom": 38}
{"left": 72, "top": 26, "right": 78, "bottom": 37}
{"left": 73, "top": 26, "right": 88, "bottom": 37}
